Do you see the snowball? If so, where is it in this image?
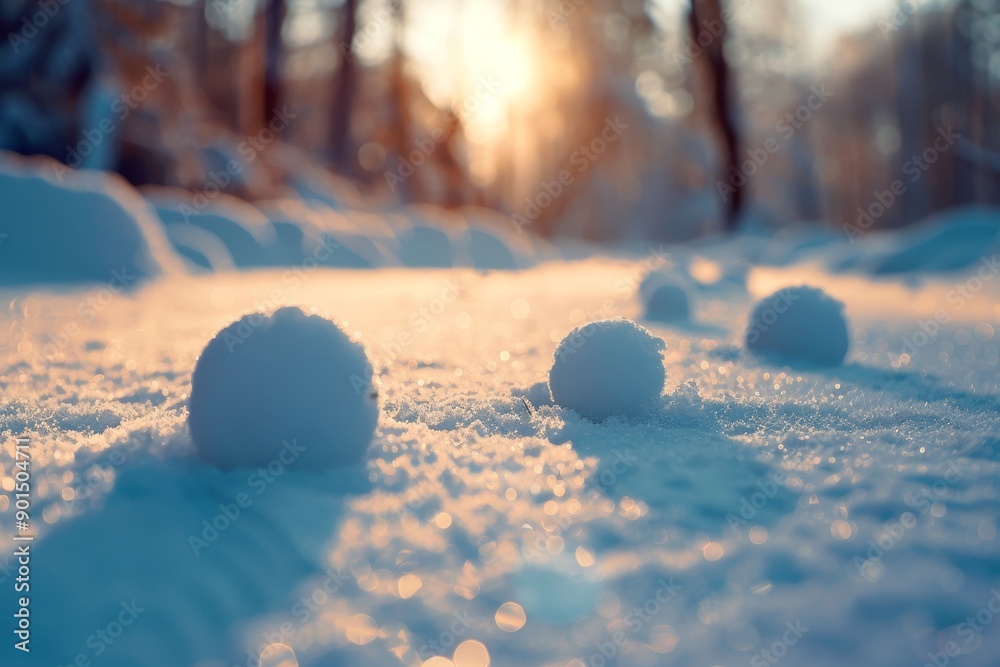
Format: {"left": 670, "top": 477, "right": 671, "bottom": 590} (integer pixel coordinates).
{"left": 189, "top": 307, "right": 378, "bottom": 470}
{"left": 639, "top": 270, "right": 676, "bottom": 302}
{"left": 745, "top": 286, "right": 849, "bottom": 366}
{"left": 644, "top": 282, "right": 691, "bottom": 322}
{"left": 549, "top": 318, "right": 666, "bottom": 421}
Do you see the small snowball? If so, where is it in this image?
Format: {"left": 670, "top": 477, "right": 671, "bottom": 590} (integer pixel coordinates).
{"left": 644, "top": 282, "right": 691, "bottom": 322}
{"left": 639, "top": 270, "right": 675, "bottom": 302}
{"left": 189, "top": 307, "right": 378, "bottom": 470}
{"left": 549, "top": 318, "right": 666, "bottom": 421}
{"left": 745, "top": 286, "right": 849, "bottom": 366}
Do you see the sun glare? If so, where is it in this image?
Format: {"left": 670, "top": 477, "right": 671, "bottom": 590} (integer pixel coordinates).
{"left": 454, "top": 2, "right": 537, "bottom": 140}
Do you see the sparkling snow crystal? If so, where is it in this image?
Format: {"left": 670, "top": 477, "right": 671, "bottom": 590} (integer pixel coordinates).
{"left": 189, "top": 306, "right": 379, "bottom": 470}
{"left": 549, "top": 318, "right": 666, "bottom": 420}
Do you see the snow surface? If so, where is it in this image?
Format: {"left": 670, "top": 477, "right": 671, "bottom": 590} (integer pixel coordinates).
{"left": 1, "top": 168, "right": 999, "bottom": 667}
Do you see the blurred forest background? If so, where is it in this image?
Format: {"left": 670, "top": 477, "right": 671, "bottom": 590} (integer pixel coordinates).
{"left": 1, "top": 0, "right": 998, "bottom": 241}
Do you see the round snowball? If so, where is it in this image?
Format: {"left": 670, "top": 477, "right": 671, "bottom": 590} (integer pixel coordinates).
{"left": 189, "top": 306, "right": 378, "bottom": 470}
{"left": 745, "top": 286, "right": 849, "bottom": 366}
{"left": 549, "top": 318, "right": 666, "bottom": 421}
{"left": 639, "top": 270, "right": 675, "bottom": 302}
{"left": 644, "top": 282, "right": 690, "bottom": 322}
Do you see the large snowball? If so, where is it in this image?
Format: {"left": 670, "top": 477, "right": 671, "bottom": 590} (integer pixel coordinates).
{"left": 189, "top": 307, "right": 378, "bottom": 470}
{"left": 549, "top": 318, "right": 666, "bottom": 421}
{"left": 745, "top": 286, "right": 849, "bottom": 366}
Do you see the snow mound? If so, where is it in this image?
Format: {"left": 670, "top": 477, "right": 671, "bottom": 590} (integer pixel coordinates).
{"left": 146, "top": 188, "right": 281, "bottom": 269}
{"left": 189, "top": 307, "right": 379, "bottom": 470}
{"left": 549, "top": 318, "right": 666, "bottom": 421}
{"left": 458, "top": 207, "right": 540, "bottom": 270}
{"left": 394, "top": 205, "right": 458, "bottom": 267}
{"left": 395, "top": 221, "right": 455, "bottom": 267}
{"left": 0, "top": 153, "right": 179, "bottom": 286}
{"left": 263, "top": 200, "right": 398, "bottom": 268}
{"left": 870, "top": 206, "right": 1000, "bottom": 275}
{"left": 643, "top": 281, "right": 691, "bottom": 322}
{"left": 745, "top": 285, "right": 849, "bottom": 366}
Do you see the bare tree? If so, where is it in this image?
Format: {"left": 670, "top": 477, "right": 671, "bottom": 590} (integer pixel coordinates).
{"left": 688, "top": 0, "right": 743, "bottom": 231}
{"left": 263, "top": 0, "right": 286, "bottom": 132}
{"left": 329, "top": 0, "right": 358, "bottom": 167}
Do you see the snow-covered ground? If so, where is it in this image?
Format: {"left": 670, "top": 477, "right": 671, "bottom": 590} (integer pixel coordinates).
{"left": 1, "top": 158, "right": 1000, "bottom": 667}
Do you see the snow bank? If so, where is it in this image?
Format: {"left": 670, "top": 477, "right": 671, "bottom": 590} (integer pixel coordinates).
{"left": 458, "top": 206, "right": 542, "bottom": 270}
{"left": 0, "top": 153, "right": 180, "bottom": 286}
{"left": 868, "top": 206, "right": 1000, "bottom": 275}
{"left": 745, "top": 285, "right": 849, "bottom": 366}
{"left": 261, "top": 200, "right": 400, "bottom": 268}
{"left": 145, "top": 188, "right": 281, "bottom": 269}
{"left": 549, "top": 318, "right": 666, "bottom": 420}
{"left": 189, "top": 307, "right": 379, "bottom": 470}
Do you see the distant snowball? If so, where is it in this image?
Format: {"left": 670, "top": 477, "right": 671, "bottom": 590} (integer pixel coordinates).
{"left": 745, "top": 286, "right": 849, "bottom": 366}
{"left": 644, "top": 283, "right": 691, "bottom": 322}
{"left": 639, "top": 270, "right": 675, "bottom": 302}
{"left": 549, "top": 319, "right": 666, "bottom": 421}
{"left": 189, "top": 307, "right": 378, "bottom": 470}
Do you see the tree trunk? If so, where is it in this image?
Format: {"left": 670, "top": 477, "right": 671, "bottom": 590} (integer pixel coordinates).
{"left": 689, "top": 0, "right": 743, "bottom": 232}
{"left": 330, "top": 0, "right": 358, "bottom": 168}
{"left": 264, "top": 0, "right": 286, "bottom": 132}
